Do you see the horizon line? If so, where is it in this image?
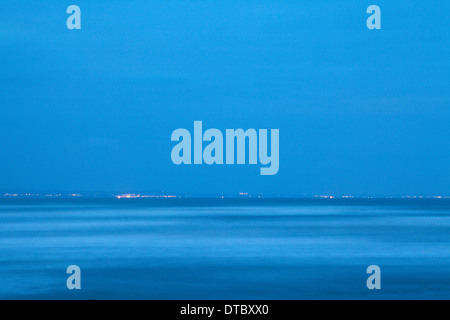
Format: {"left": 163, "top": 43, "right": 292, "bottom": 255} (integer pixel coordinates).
{"left": 0, "top": 192, "right": 449, "bottom": 200}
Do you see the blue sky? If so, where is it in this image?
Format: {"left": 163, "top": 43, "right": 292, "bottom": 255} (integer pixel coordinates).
{"left": 0, "top": 1, "right": 449, "bottom": 196}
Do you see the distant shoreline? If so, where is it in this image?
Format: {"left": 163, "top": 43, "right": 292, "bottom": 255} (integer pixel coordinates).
{"left": 0, "top": 195, "right": 449, "bottom": 201}
{"left": 1, "top": 192, "right": 449, "bottom": 200}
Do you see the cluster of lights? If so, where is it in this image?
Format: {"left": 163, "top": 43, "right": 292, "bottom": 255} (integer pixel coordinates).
{"left": 115, "top": 194, "right": 178, "bottom": 199}
{"left": 1, "top": 193, "right": 82, "bottom": 198}
{"left": 316, "top": 195, "right": 335, "bottom": 199}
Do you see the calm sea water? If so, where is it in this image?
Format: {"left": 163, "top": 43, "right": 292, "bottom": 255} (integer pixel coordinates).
{"left": 0, "top": 198, "right": 449, "bottom": 300}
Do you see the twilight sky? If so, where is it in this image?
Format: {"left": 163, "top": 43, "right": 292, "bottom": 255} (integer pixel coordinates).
{"left": 0, "top": 1, "right": 449, "bottom": 196}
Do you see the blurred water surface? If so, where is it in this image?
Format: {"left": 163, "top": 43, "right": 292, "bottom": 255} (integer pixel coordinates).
{"left": 0, "top": 198, "right": 449, "bottom": 299}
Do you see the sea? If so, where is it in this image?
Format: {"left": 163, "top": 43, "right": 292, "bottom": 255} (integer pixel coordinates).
{"left": 0, "top": 198, "right": 449, "bottom": 300}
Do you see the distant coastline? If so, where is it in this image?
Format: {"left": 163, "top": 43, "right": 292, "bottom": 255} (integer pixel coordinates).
{"left": 0, "top": 192, "right": 449, "bottom": 200}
